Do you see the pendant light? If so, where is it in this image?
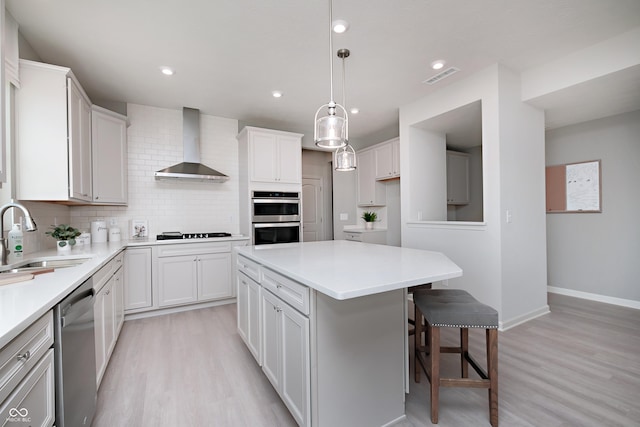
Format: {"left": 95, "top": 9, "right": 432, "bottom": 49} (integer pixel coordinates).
{"left": 334, "top": 48, "right": 356, "bottom": 171}
{"left": 314, "top": 0, "right": 348, "bottom": 149}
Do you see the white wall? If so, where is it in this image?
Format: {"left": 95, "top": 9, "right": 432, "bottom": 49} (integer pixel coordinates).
{"left": 400, "top": 64, "right": 548, "bottom": 328}
{"left": 71, "top": 103, "right": 240, "bottom": 237}
{"left": 332, "top": 165, "right": 357, "bottom": 241}
{"left": 546, "top": 110, "right": 640, "bottom": 304}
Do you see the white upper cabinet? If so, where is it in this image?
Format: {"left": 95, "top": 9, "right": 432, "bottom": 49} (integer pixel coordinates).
{"left": 92, "top": 106, "right": 128, "bottom": 205}
{"left": 374, "top": 137, "right": 400, "bottom": 180}
{"left": 68, "top": 80, "right": 93, "bottom": 201}
{"left": 238, "top": 127, "right": 303, "bottom": 185}
{"left": 357, "top": 149, "right": 386, "bottom": 206}
{"left": 446, "top": 150, "right": 470, "bottom": 205}
{"left": 16, "top": 60, "right": 93, "bottom": 202}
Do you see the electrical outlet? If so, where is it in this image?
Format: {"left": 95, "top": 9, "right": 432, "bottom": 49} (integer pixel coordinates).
{"left": 340, "top": 213, "right": 348, "bottom": 221}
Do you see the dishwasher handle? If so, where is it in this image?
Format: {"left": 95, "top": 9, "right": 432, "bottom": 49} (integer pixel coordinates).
{"left": 60, "top": 289, "right": 94, "bottom": 328}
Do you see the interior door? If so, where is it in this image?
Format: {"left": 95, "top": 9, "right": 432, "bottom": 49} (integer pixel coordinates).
{"left": 302, "top": 177, "right": 323, "bottom": 242}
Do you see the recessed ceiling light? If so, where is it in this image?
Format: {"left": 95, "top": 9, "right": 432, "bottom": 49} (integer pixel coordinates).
{"left": 431, "top": 60, "right": 445, "bottom": 70}
{"left": 272, "top": 91, "right": 283, "bottom": 98}
{"left": 332, "top": 19, "right": 350, "bottom": 34}
{"left": 160, "top": 66, "right": 174, "bottom": 76}
{"left": 350, "top": 107, "right": 360, "bottom": 114}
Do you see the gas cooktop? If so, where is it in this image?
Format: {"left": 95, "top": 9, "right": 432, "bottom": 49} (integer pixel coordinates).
{"left": 156, "top": 232, "right": 232, "bottom": 240}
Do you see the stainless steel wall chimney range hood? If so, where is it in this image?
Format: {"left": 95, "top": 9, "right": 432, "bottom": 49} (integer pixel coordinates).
{"left": 154, "top": 107, "right": 230, "bottom": 182}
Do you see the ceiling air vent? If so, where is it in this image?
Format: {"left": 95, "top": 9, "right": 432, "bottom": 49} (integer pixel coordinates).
{"left": 422, "top": 67, "right": 460, "bottom": 85}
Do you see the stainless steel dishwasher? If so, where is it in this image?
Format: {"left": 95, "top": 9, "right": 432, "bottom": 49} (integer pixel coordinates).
{"left": 54, "top": 277, "right": 97, "bottom": 427}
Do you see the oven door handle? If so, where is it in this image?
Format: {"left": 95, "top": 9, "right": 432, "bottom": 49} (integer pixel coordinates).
{"left": 253, "top": 222, "right": 300, "bottom": 228}
{"left": 252, "top": 199, "right": 299, "bottom": 204}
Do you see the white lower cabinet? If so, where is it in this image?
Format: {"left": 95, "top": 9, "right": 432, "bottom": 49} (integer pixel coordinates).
{"left": 94, "top": 253, "right": 125, "bottom": 387}
{"left": 124, "top": 247, "right": 153, "bottom": 312}
{"left": 0, "top": 349, "right": 55, "bottom": 427}
{"left": 237, "top": 254, "right": 405, "bottom": 427}
{"left": 237, "top": 271, "right": 262, "bottom": 364}
{"left": 0, "top": 311, "right": 55, "bottom": 427}
{"left": 155, "top": 242, "right": 233, "bottom": 309}
{"left": 261, "top": 289, "right": 310, "bottom": 427}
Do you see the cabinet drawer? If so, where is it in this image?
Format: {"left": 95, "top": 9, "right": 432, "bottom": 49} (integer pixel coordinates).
{"left": 156, "top": 242, "right": 231, "bottom": 257}
{"left": 262, "top": 268, "right": 310, "bottom": 315}
{"left": 93, "top": 251, "right": 124, "bottom": 292}
{"left": 0, "top": 349, "right": 55, "bottom": 427}
{"left": 237, "top": 255, "right": 261, "bottom": 283}
{"left": 344, "top": 232, "right": 362, "bottom": 242}
{"left": 0, "top": 311, "right": 54, "bottom": 405}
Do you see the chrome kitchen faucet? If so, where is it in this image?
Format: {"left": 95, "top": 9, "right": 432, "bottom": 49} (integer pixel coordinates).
{"left": 0, "top": 201, "right": 38, "bottom": 265}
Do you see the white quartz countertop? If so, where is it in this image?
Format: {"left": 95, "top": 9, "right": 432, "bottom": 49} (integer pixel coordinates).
{"left": 236, "top": 240, "right": 462, "bottom": 300}
{"left": 0, "top": 235, "right": 249, "bottom": 349}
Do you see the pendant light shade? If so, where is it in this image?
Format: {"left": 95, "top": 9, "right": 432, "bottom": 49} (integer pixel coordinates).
{"left": 314, "top": 0, "right": 348, "bottom": 149}
{"left": 314, "top": 103, "right": 348, "bottom": 149}
{"left": 334, "top": 143, "right": 356, "bottom": 171}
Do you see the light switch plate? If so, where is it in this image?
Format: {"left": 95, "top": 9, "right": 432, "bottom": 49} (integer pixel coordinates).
{"left": 340, "top": 213, "right": 348, "bottom": 221}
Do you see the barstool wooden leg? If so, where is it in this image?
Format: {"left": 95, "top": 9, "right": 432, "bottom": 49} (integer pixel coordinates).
{"left": 414, "top": 304, "right": 423, "bottom": 382}
{"left": 487, "top": 328, "right": 499, "bottom": 427}
{"left": 460, "top": 328, "right": 469, "bottom": 378}
{"left": 429, "top": 325, "right": 440, "bottom": 424}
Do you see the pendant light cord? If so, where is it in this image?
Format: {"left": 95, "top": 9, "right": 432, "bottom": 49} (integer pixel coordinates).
{"left": 328, "top": 0, "right": 335, "bottom": 105}
{"left": 341, "top": 53, "right": 346, "bottom": 109}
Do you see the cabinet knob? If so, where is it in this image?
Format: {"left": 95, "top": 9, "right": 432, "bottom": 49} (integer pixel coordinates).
{"left": 17, "top": 351, "right": 31, "bottom": 362}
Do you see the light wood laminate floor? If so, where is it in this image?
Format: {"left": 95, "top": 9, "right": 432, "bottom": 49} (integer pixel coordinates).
{"left": 93, "top": 293, "right": 640, "bottom": 427}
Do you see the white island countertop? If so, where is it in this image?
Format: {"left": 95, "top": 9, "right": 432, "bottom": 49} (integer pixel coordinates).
{"left": 236, "top": 240, "right": 462, "bottom": 300}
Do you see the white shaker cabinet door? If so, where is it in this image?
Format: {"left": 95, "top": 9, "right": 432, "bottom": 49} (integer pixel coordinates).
{"left": 124, "top": 247, "right": 153, "bottom": 311}
{"left": 198, "top": 252, "right": 232, "bottom": 301}
{"left": 280, "top": 301, "right": 310, "bottom": 427}
{"left": 250, "top": 132, "right": 279, "bottom": 183}
{"left": 92, "top": 106, "right": 128, "bottom": 204}
{"left": 67, "top": 78, "right": 92, "bottom": 201}
{"left": 237, "top": 271, "right": 262, "bottom": 365}
{"left": 157, "top": 255, "right": 198, "bottom": 307}
{"left": 261, "top": 290, "right": 281, "bottom": 391}
{"left": 277, "top": 135, "right": 302, "bottom": 184}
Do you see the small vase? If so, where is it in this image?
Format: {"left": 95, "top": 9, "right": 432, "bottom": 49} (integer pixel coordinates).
{"left": 57, "top": 241, "right": 71, "bottom": 254}
{"left": 364, "top": 222, "right": 374, "bottom": 230}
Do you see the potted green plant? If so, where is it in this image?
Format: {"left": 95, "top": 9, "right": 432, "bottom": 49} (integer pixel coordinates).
{"left": 362, "top": 211, "right": 377, "bottom": 230}
{"left": 46, "top": 224, "right": 81, "bottom": 253}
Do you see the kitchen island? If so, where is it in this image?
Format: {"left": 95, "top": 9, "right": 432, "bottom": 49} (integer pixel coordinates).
{"left": 235, "top": 240, "right": 462, "bottom": 427}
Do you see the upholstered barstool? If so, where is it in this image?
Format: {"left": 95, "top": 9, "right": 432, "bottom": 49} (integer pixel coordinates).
{"left": 414, "top": 289, "right": 499, "bottom": 427}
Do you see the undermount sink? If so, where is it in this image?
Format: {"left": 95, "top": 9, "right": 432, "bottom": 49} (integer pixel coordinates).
{"left": 4, "top": 257, "right": 91, "bottom": 273}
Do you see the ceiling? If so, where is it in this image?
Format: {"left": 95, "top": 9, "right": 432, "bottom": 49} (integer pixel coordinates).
{"left": 6, "top": 0, "right": 640, "bottom": 147}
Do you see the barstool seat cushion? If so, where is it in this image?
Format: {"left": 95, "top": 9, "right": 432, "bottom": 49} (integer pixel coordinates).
{"left": 414, "top": 289, "right": 498, "bottom": 329}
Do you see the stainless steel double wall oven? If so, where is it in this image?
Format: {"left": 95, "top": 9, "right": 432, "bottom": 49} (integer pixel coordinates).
{"left": 251, "top": 191, "right": 301, "bottom": 245}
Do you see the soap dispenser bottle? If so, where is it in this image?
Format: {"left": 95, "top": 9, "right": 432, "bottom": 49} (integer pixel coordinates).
{"left": 8, "top": 223, "right": 24, "bottom": 258}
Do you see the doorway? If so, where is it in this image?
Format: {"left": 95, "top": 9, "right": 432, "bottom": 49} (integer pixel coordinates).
{"left": 302, "top": 177, "right": 324, "bottom": 242}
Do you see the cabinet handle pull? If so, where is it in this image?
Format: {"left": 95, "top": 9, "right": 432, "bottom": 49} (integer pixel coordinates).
{"left": 276, "top": 284, "right": 282, "bottom": 289}
{"left": 17, "top": 351, "right": 31, "bottom": 362}
{"left": 276, "top": 307, "right": 282, "bottom": 313}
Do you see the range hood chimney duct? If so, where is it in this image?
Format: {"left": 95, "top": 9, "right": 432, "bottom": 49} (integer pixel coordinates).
{"left": 154, "top": 107, "right": 230, "bottom": 182}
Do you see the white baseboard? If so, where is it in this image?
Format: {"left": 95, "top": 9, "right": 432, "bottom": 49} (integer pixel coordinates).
{"left": 547, "top": 286, "right": 640, "bottom": 310}
{"left": 499, "top": 304, "right": 550, "bottom": 331}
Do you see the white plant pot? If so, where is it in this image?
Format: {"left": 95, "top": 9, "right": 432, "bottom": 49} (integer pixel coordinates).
{"left": 56, "top": 241, "right": 72, "bottom": 254}
{"left": 364, "top": 222, "right": 374, "bottom": 230}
